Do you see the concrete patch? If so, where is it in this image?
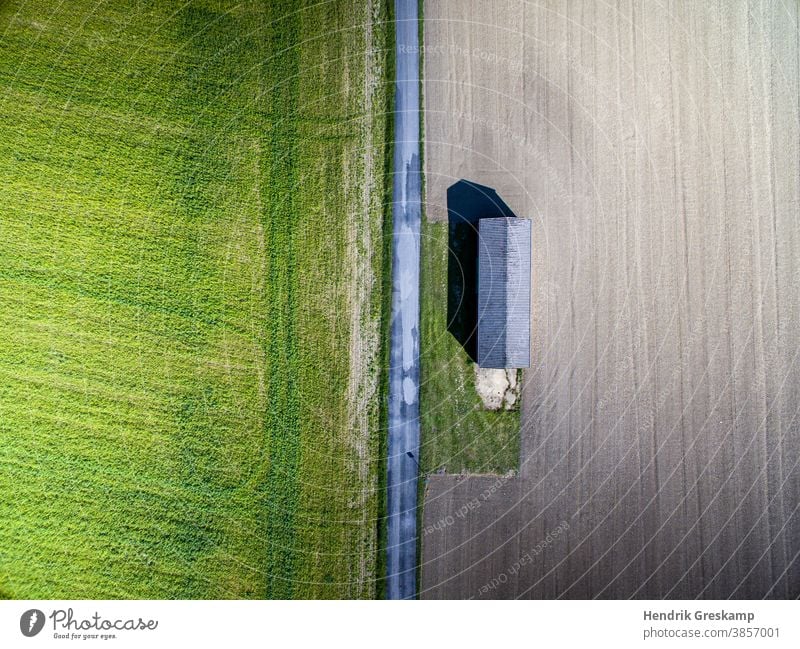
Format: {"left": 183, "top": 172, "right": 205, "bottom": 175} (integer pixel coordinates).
{"left": 474, "top": 367, "right": 519, "bottom": 410}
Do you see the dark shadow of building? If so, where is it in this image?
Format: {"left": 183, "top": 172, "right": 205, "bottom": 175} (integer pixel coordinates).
{"left": 446, "top": 180, "right": 517, "bottom": 361}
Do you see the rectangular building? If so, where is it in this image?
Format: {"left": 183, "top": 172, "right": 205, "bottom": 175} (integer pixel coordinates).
{"left": 477, "top": 217, "right": 531, "bottom": 368}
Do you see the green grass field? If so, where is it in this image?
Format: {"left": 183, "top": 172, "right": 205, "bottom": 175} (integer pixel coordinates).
{"left": 0, "top": 0, "right": 391, "bottom": 599}
{"left": 419, "top": 220, "right": 520, "bottom": 475}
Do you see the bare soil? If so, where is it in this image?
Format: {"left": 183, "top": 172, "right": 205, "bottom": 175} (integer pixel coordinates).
{"left": 421, "top": 0, "right": 800, "bottom": 599}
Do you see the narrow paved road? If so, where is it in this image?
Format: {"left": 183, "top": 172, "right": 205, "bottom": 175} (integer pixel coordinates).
{"left": 386, "top": 0, "right": 421, "bottom": 601}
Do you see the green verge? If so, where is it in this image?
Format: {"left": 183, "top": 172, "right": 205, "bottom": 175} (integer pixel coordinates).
{"left": 0, "top": 0, "right": 390, "bottom": 599}
{"left": 419, "top": 220, "right": 520, "bottom": 475}
{"left": 374, "top": 0, "right": 395, "bottom": 600}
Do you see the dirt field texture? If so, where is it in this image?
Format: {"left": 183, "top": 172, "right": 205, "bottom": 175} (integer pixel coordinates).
{"left": 421, "top": 0, "right": 800, "bottom": 598}
{"left": 0, "top": 0, "right": 391, "bottom": 599}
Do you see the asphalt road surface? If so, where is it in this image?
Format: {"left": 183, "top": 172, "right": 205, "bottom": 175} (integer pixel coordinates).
{"left": 421, "top": 0, "right": 800, "bottom": 599}
{"left": 386, "top": 0, "right": 422, "bottom": 600}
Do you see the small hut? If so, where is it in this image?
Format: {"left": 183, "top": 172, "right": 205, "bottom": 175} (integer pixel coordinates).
{"left": 476, "top": 217, "right": 531, "bottom": 368}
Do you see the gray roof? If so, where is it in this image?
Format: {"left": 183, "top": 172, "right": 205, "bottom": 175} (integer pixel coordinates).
{"left": 477, "top": 217, "right": 531, "bottom": 368}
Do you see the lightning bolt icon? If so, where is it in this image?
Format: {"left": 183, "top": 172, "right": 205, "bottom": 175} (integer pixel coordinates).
{"left": 28, "top": 611, "right": 37, "bottom": 632}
